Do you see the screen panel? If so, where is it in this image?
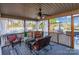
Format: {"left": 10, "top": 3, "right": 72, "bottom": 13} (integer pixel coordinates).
{"left": 49, "top": 16, "right": 71, "bottom": 34}
{"left": 0, "top": 18, "right": 24, "bottom": 35}
{"left": 25, "top": 20, "right": 37, "bottom": 31}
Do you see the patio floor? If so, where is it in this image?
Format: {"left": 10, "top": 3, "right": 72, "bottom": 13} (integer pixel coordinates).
{"left": 2, "top": 42, "right": 79, "bottom": 55}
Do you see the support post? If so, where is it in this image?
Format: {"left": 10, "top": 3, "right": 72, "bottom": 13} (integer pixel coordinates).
{"left": 71, "top": 15, "right": 74, "bottom": 48}
{"left": 48, "top": 20, "right": 50, "bottom": 35}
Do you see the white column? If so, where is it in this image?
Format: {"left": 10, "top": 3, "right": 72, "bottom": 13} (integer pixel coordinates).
{"left": 0, "top": 46, "right": 2, "bottom": 55}
{"left": 1, "top": 36, "right": 5, "bottom": 47}
{"left": 0, "top": 36, "right": 2, "bottom": 55}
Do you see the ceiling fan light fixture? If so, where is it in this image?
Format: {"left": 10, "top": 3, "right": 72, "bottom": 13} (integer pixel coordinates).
{"left": 42, "top": 15, "right": 45, "bottom": 19}
{"left": 37, "top": 16, "right": 40, "bottom": 19}
{"left": 36, "top": 15, "right": 45, "bottom": 19}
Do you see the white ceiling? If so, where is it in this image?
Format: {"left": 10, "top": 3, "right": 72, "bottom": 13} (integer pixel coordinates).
{"left": 0, "top": 3, "right": 79, "bottom": 19}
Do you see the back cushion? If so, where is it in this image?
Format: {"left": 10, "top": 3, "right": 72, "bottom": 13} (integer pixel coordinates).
{"left": 7, "top": 35, "right": 16, "bottom": 42}
{"left": 34, "top": 31, "right": 43, "bottom": 39}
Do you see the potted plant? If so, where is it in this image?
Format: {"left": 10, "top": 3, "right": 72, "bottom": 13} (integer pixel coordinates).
{"left": 39, "top": 22, "right": 45, "bottom": 31}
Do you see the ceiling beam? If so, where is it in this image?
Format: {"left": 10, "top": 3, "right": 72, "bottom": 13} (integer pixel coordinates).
{"left": 0, "top": 6, "right": 1, "bottom": 17}
{"left": 46, "top": 7, "right": 79, "bottom": 19}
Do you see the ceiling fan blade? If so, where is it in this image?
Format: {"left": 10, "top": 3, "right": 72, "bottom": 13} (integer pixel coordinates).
{"left": 42, "top": 14, "right": 52, "bottom": 16}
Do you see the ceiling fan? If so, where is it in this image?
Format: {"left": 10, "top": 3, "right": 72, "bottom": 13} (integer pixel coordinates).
{"left": 37, "top": 8, "right": 51, "bottom": 19}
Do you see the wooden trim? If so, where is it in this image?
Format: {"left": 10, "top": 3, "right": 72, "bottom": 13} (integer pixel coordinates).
{"left": 1, "top": 13, "right": 26, "bottom": 20}
{"left": 71, "top": 15, "right": 74, "bottom": 48}
{"left": 1, "top": 13, "right": 38, "bottom": 20}
{"left": 49, "top": 32, "right": 71, "bottom": 36}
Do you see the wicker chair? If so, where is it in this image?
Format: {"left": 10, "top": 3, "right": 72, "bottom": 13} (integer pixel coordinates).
{"left": 27, "top": 36, "right": 51, "bottom": 54}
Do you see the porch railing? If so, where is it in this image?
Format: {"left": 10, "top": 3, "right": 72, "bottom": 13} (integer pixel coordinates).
{"left": 50, "top": 32, "right": 71, "bottom": 47}
{"left": 0, "top": 33, "right": 24, "bottom": 47}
